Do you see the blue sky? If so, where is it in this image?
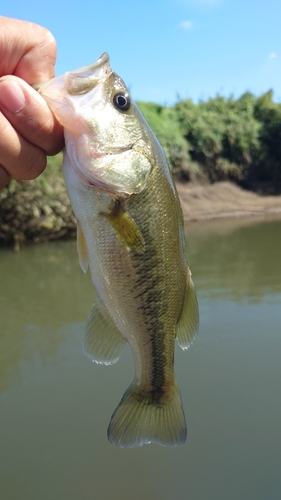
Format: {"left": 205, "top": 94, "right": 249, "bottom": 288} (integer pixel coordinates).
{"left": 2, "top": 0, "right": 281, "bottom": 104}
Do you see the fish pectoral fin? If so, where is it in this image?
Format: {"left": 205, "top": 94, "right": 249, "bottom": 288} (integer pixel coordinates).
{"left": 101, "top": 200, "right": 144, "bottom": 253}
{"left": 176, "top": 267, "right": 199, "bottom": 350}
{"left": 84, "top": 298, "right": 127, "bottom": 365}
{"left": 77, "top": 222, "right": 89, "bottom": 273}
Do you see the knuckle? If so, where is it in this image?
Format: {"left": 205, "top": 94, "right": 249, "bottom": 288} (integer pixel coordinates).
{"left": 35, "top": 26, "right": 57, "bottom": 66}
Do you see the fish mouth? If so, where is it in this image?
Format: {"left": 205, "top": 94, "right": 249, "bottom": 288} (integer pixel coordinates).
{"left": 32, "top": 52, "right": 112, "bottom": 95}
{"left": 67, "top": 52, "right": 110, "bottom": 76}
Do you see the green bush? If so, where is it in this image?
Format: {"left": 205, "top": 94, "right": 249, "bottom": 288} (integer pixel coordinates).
{"left": 249, "top": 91, "right": 281, "bottom": 192}
{"left": 137, "top": 102, "right": 200, "bottom": 180}
{"left": 138, "top": 92, "right": 281, "bottom": 192}
{"left": 174, "top": 93, "right": 261, "bottom": 183}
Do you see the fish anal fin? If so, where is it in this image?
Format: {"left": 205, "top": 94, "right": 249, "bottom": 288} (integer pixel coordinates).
{"left": 176, "top": 267, "right": 199, "bottom": 350}
{"left": 84, "top": 298, "right": 127, "bottom": 365}
{"left": 77, "top": 222, "right": 88, "bottom": 273}
{"left": 107, "top": 382, "right": 186, "bottom": 448}
{"left": 101, "top": 199, "right": 144, "bottom": 253}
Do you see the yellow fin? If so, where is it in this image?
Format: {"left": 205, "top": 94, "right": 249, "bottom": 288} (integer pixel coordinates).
{"left": 77, "top": 222, "right": 88, "bottom": 274}
{"left": 102, "top": 199, "right": 144, "bottom": 253}
{"left": 176, "top": 268, "right": 199, "bottom": 350}
{"left": 107, "top": 381, "right": 186, "bottom": 448}
{"left": 84, "top": 298, "right": 127, "bottom": 365}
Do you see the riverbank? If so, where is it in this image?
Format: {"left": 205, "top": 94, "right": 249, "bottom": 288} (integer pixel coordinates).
{"left": 0, "top": 176, "right": 76, "bottom": 250}
{"left": 176, "top": 181, "right": 281, "bottom": 222}
{"left": 1, "top": 176, "right": 281, "bottom": 249}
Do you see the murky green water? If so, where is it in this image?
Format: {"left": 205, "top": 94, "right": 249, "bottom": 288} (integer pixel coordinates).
{"left": 1, "top": 216, "right": 281, "bottom": 500}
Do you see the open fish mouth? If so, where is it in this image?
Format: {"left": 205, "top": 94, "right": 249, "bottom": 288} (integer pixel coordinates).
{"left": 32, "top": 52, "right": 111, "bottom": 94}
{"left": 66, "top": 52, "right": 110, "bottom": 77}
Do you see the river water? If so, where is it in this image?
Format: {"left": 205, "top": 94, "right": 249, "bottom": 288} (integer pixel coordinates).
{"left": 0, "top": 216, "right": 281, "bottom": 500}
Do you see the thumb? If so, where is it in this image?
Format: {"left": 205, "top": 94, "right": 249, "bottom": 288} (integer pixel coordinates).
{"left": 0, "top": 76, "right": 64, "bottom": 155}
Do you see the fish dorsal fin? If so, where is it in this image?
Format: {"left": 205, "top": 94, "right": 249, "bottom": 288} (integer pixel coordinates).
{"left": 84, "top": 298, "right": 127, "bottom": 365}
{"left": 77, "top": 222, "right": 88, "bottom": 274}
{"left": 176, "top": 268, "right": 199, "bottom": 350}
{"left": 102, "top": 199, "right": 144, "bottom": 253}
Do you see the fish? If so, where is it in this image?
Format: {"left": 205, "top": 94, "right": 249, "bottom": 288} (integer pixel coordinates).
{"left": 34, "top": 52, "right": 199, "bottom": 448}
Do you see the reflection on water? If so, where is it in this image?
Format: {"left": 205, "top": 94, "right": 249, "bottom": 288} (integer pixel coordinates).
{"left": 187, "top": 216, "right": 281, "bottom": 302}
{"left": 0, "top": 217, "right": 281, "bottom": 500}
{"left": 0, "top": 242, "right": 95, "bottom": 393}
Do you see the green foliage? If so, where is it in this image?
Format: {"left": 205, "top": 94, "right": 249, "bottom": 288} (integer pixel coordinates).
{"left": 0, "top": 152, "right": 74, "bottom": 247}
{"left": 174, "top": 93, "right": 261, "bottom": 182}
{"left": 138, "top": 92, "right": 281, "bottom": 192}
{"left": 250, "top": 91, "right": 281, "bottom": 191}
{"left": 137, "top": 102, "right": 200, "bottom": 180}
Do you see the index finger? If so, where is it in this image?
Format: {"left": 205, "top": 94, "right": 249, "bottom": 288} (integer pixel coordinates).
{"left": 0, "top": 16, "right": 57, "bottom": 83}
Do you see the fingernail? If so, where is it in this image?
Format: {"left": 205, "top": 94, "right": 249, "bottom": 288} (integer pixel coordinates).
{"left": 0, "top": 79, "right": 26, "bottom": 113}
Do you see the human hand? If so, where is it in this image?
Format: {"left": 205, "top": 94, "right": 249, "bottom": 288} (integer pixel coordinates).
{"left": 0, "top": 16, "right": 64, "bottom": 188}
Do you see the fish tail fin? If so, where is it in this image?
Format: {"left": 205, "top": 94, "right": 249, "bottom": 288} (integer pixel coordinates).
{"left": 107, "top": 382, "right": 187, "bottom": 448}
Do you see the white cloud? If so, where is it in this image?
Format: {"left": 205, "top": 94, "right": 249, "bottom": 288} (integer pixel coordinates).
{"left": 269, "top": 52, "right": 277, "bottom": 59}
{"left": 180, "top": 20, "right": 193, "bottom": 30}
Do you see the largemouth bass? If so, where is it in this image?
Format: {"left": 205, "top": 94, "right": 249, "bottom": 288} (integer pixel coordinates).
{"left": 35, "top": 53, "right": 199, "bottom": 448}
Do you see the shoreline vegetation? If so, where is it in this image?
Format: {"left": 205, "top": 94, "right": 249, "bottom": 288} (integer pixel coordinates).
{"left": 0, "top": 154, "right": 76, "bottom": 250}
{"left": 1, "top": 91, "right": 281, "bottom": 248}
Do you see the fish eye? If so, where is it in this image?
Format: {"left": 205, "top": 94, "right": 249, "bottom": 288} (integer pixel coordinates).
{"left": 112, "top": 92, "right": 131, "bottom": 112}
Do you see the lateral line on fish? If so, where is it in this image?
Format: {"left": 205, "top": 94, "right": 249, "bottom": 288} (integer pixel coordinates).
{"left": 131, "top": 226, "right": 168, "bottom": 401}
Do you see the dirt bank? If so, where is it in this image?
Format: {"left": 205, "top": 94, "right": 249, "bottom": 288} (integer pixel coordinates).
{"left": 176, "top": 181, "right": 281, "bottom": 222}
{"left": 2, "top": 179, "right": 281, "bottom": 249}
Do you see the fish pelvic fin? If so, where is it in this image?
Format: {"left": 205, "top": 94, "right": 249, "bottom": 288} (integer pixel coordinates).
{"left": 101, "top": 199, "right": 144, "bottom": 253}
{"left": 84, "top": 298, "right": 127, "bottom": 365}
{"left": 176, "top": 267, "right": 199, "bottom": 350}
{"left": 107, "top": 382, "right": 187, "bottom": 448}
